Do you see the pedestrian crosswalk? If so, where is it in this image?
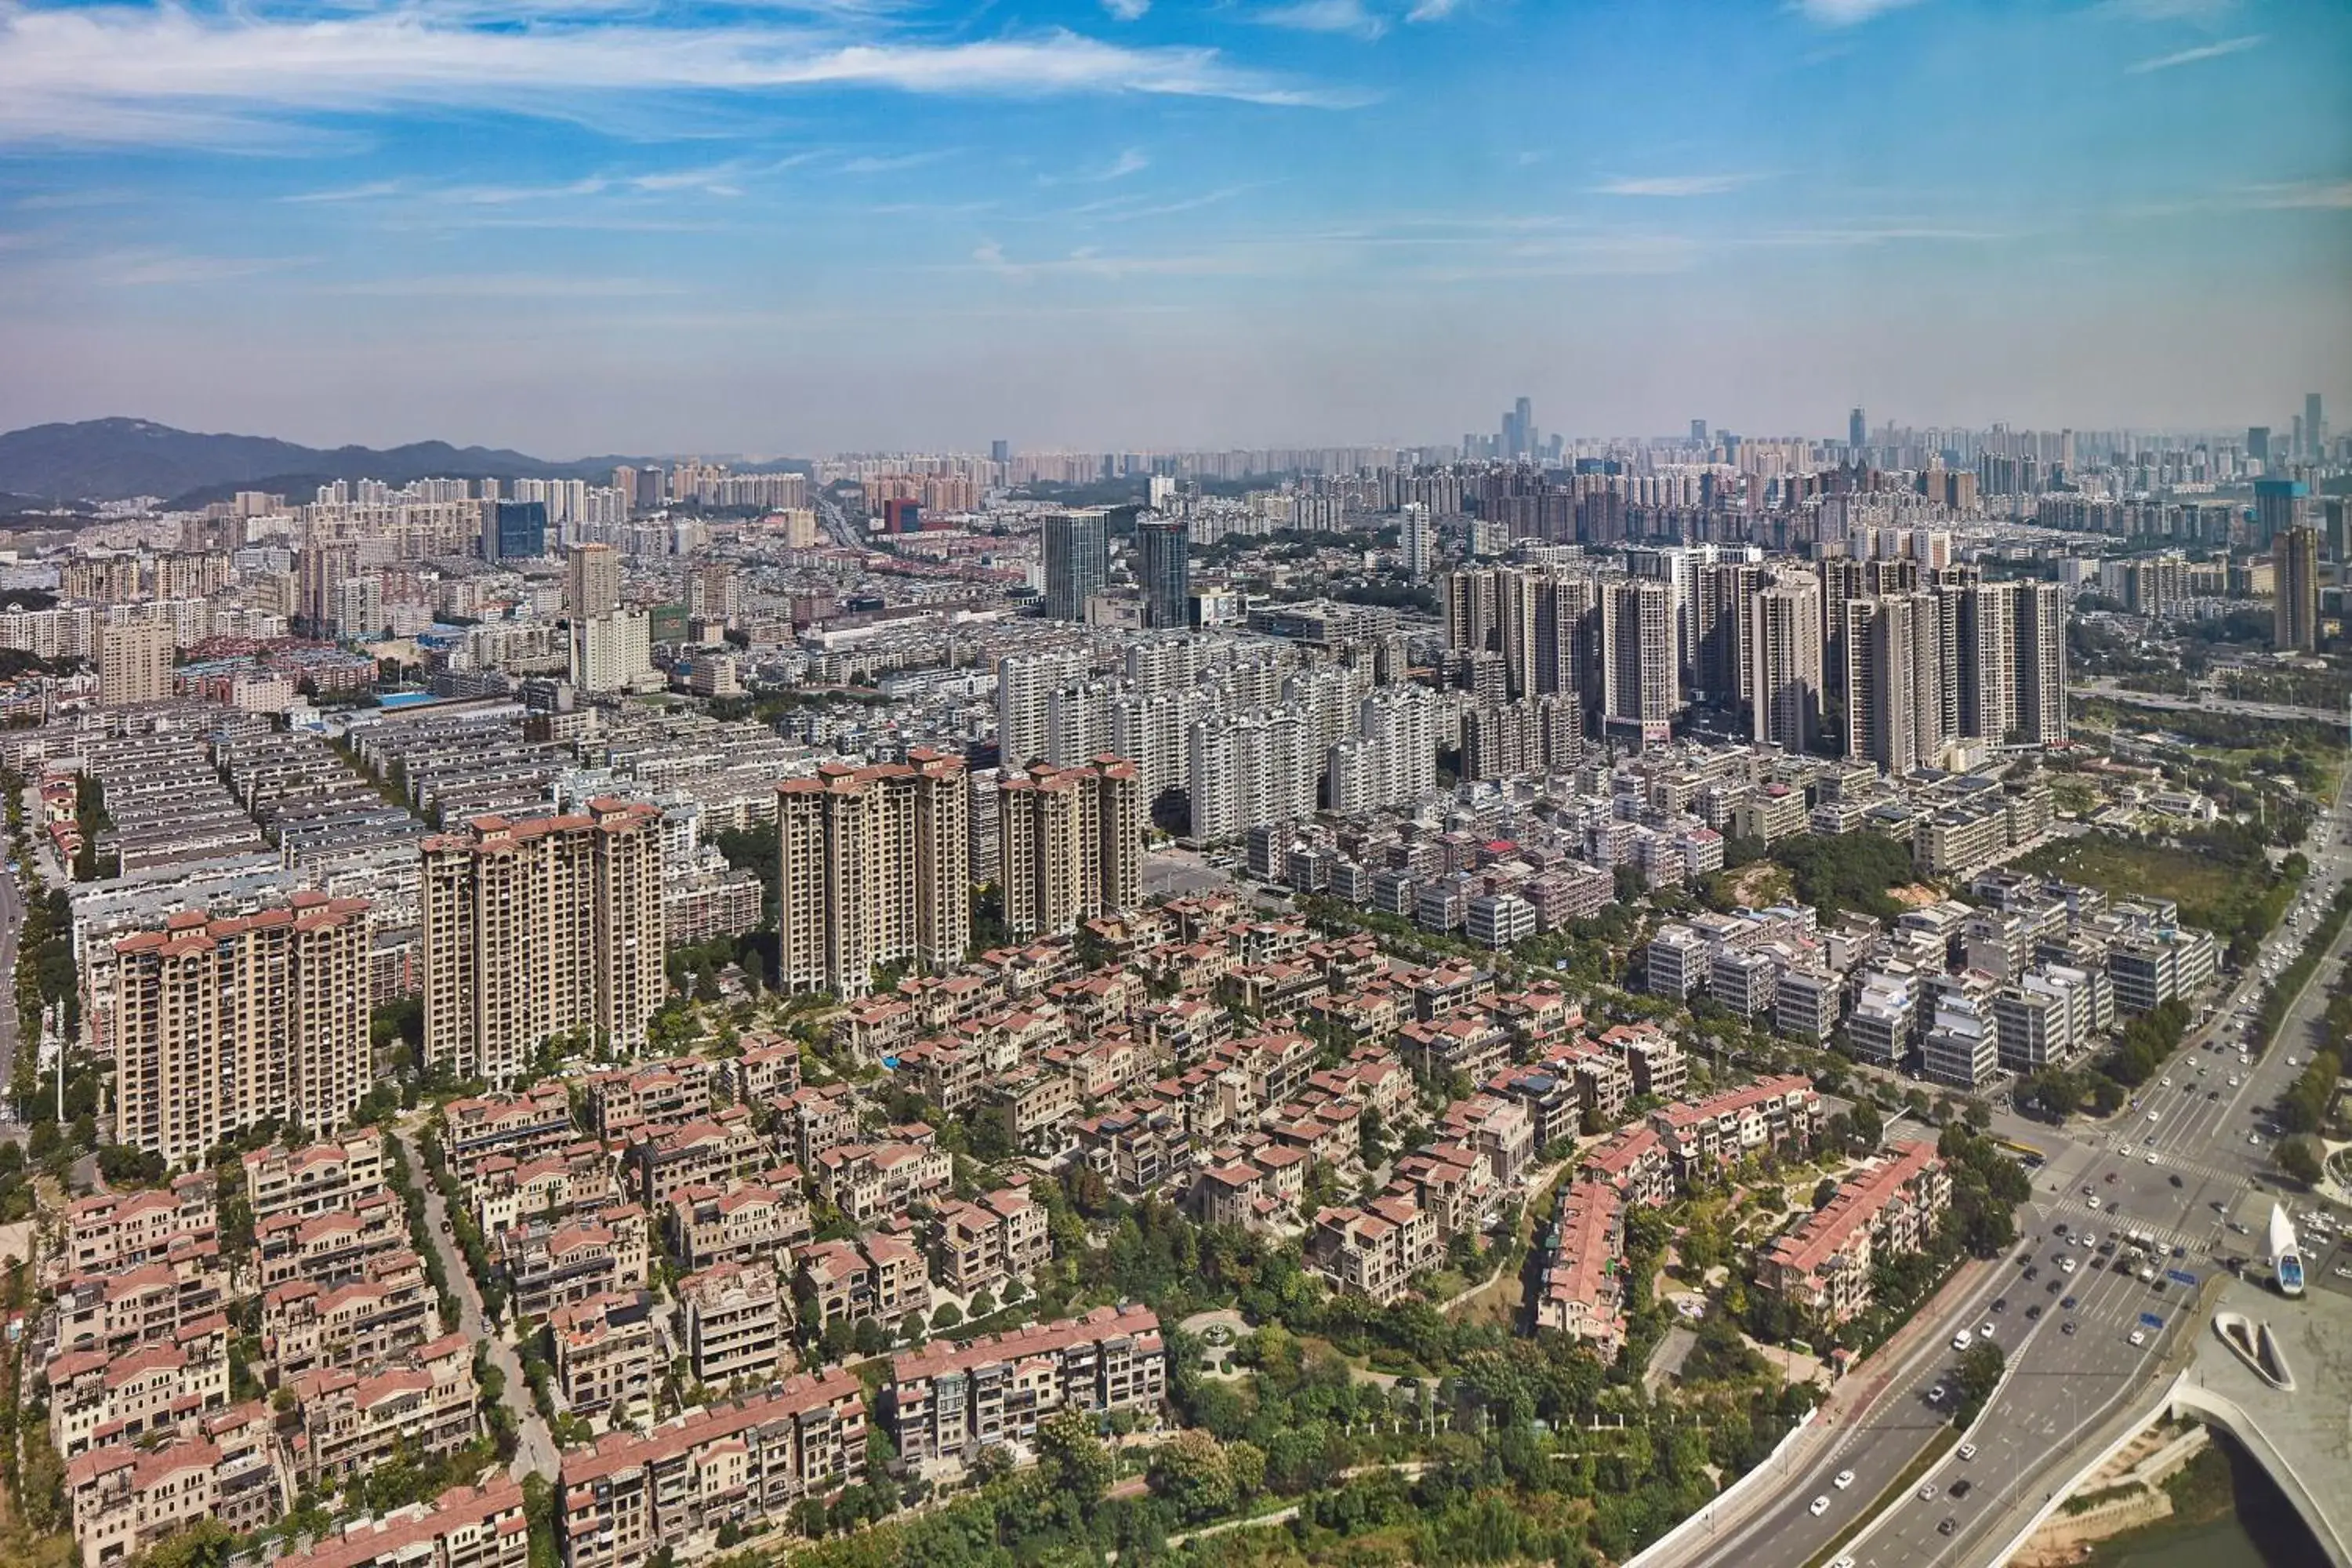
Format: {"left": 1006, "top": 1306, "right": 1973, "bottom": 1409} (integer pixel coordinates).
{"left": 2034, "top": 1197, "right": 2216, "bottom": 1255}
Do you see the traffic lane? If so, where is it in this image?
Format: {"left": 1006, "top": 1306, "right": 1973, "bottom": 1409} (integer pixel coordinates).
{"left": 1691, "top": 1264, "right": 2029, "bottom": 1568}
{"left": 1856, "top": 1271, "right": 2172, "bottom": 1566}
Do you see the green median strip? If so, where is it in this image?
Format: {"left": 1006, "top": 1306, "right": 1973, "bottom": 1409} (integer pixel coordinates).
{"left": 1802, "top": 1425, "right": 1962, "bottom": 1568}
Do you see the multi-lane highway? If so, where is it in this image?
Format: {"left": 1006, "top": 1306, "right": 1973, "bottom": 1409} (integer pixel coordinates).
{"left": 1838, "top": 766, "right": 2352, "bottom": 1568}
{"left": 1671, "top": 764, "right": 2352, "bottom": 1568}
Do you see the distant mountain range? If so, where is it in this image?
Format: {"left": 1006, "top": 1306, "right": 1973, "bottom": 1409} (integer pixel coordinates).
{"left": 0, "top": 417, "right": 637, "bottom": 506}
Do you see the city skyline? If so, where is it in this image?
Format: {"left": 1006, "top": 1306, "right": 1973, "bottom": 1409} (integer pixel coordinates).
{"left": 2, "top": 0, "right": 2347, "bottom": 454}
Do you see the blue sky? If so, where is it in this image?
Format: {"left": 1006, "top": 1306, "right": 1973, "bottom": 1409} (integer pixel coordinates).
{"left": 1, "top": 0, "right": 2347, "bottom": 456}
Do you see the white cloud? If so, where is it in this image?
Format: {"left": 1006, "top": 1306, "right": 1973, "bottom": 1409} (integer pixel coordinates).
{"left": 1406, "top": 0, "right": 1463, "bottom": 20}
{"left": 318, "top": 274, "right": 688, "bottom": 297}
{"left": 1101, "top": 0, "right": 1150, "bottom": 19}
{"left": 2239, "top": 180, "right": 2352, "bottom": 210}
{"left": 1795, "top": 0, "right": 1924, "bottom": 27}
{"left": 2100, "top": 0, "right": 2239, "bottom": 21}
{"left": 1592, "top": 173, "right": 1755, "bottom": 198}
{"left": 1258, "top": 1, "right": 1388, "bottom": 40}
{"left": 2125, "top": 34, "right": 2263, "bottom": 71}
{"left": 0, "top": 9, "right": 1358, "bottom": 145}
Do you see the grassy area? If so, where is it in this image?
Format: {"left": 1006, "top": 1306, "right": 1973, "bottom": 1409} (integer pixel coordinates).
{"left": 1802, "top": 1426, "right": 1961, "bottom": 1568}
{"left": 2019, "top": 835, "right": 2245, "bottom": 913}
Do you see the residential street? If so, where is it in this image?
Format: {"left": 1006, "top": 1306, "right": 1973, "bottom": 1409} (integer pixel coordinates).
{"left": 396, "top": 1123, "right": 560, "bottom": 1482}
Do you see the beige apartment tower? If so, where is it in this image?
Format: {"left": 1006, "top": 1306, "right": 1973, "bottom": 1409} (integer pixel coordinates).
{"left": 566, "top": 543, "right": 623, "bottom": 619}
{"left": 998, "top": 757, "right": 1145, "bottom": 939}
{"left": 1748, "top": 575, "right": 1824, "bottom": 753}
{"left": 96, "top": 619, "right": 172, "bottom": 707}
{"left": 421, "top": 798, "right": 665, "bottom": 1084}
{"left": 110, "top": 893, "right": 374, "bottom": 1164}
{"left": 775, "top": 750, "right": 970, "bottom": 998}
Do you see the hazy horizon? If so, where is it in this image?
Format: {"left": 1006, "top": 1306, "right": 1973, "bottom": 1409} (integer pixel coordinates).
{"left": 2, "top": 0, "right": 2347, "bottom": 455}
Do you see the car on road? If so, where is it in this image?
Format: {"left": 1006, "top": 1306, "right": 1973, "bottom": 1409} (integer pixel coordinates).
{"left": 1958, "top": 1443, "right": 1977, "bottom": 1461}
{"left": 1810, "top": 1497, "right": 1831, "bottom": 1517}
{"left": 1991, "top": 1298, "right": 2007, "bottom": 1312}
{"left": 2026, "top": 1304, "right": 2043, "bottom": 1320}
{"left": 2062, "top": 1294, "right": 2078, "bottom": 1308}
{"left": 1978, "top": 1320, "right": 1994, "bottom": 1338}
{"left": 1918, "top": 1483, "right": 1937, "bottom": 1501}
{"left": 2170, "top": 1174, "right": 2184, "bottom": 1187}
{"left": 2129, "top": 1329, "right": 2147, "bottom": 1346}
{"left": 2087, "top": 1196, "right": 2102, "bottom": 1209}
{"left": 1953, "top": 1330, "right": 1973, "bottom": 1349}
{"left": 1939, "top": 1517, "right": 1958, "bottom": 1536}
{"left": 2146, "top": 1111, "right": 2160, "bottom": 1123}
{"left": 2146, "top": 1152, "right": 2159, "bottom": 1165}
{"left": 2062, "top": 1320, "right": 2078, "bottom": 1335}
{"left": 1835, "top": 1470, "right": 1856, "bottom": 1490}
{"left": 1950, "top": 1479, "right": 1973, "bottom": 1498}
{"left": 1928, "top": 1385, "right": 1947, "bottom": 1404}
{"left": 2062, "top": 1258, "right": 2078, "bottom": 1273}
{"left": 2024, "top": 1265, "right": 2040, "bottom": 1280}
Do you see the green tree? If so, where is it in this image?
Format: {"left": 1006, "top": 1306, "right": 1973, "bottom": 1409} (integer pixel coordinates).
{"left": 1149, "top": 1428, "right": 1236, "bottom": 1523}
{"left": 1036, "top": 1406, "right": 1115, "bottom": 1507}
{"left": 2276, "top": 1136, "right": 2324, "bottom": 1187}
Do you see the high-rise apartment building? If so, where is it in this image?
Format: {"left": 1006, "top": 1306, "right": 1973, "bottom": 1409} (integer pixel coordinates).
{"left": 96, "top": 619, "right": 172, "bottom": 707}
{"left": 1957, "top": 583, "right": 2016, "bottom": 743}
{"left": 111, "top": 894, "right": 374, "bottom": 1163}
{"left": 2013, "top": 582, "right": 2067, "bottom": 743}
{"left": 1849, "top": 408, "right": 1867, "bottom": 452}
{"left": 566, "top": 543, "right": 622, "bottom": 619}
{"left": 775, "top": 752, "right": 970, "bottom": 999}
{"left": 1748, "top": 575, "right": 1824, "bottom": 753}
{"left": 571, "top": 610, "right": 655, "bottom": 694}
{"left": 1401, "top": 503, "right": 1435, "bottom": 582}
{"left": 2275, "top": 524, "right": 2321, "bottom": 653}
{"left": 1136, "top": 519, "right": 1190, "bottom": 630}
{"left": 2306, "top": 393, "right": 2325, "bottom": 459}
{"left": 1041, "top": 511, "right": 1108, "bottom": 622}
{"left": 996, "top": 648, "right": 1091, "bottom": 769}
{"left": 998, "top": 759, "right": 1145, "bottom": 938}
{"left": 1187, "top": 713, "right": 1317, "bottom": 841}
{"left": 1841, "top": 594, "right": 1947, "bottom": 775}
{"left": 1602, "top": 578, "right": 1677, "bottom": 745}
{"left": 422, "top": 800, "right": 666, "bottom": 1084}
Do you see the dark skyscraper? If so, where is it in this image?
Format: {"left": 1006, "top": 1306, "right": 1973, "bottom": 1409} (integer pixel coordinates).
{"left": 990, "top": 438, "right": 1010, "bottom": 466}
{"left": 483, "top": 499, "right": 549, "bottom": 562}
{"left": 2249, "top": 426, "right": 2272, "bottom": 464}
{"left": 1041, "top": 510, "right": 1107, "bottom": 622}
{"left": 2307, "top": 393, "right": 2326, "bottom": 457}
{"left": 2276, "top": 524, "right": 2319, "bottom": 652}
{"left": 1849, "top": 407, "right": 1867, "bottom": 452}
{"left": 1137, "top": 518, "right": 1190, "bottom": 630}
{"left": 1690, "top": 419, "right": 1708, "bottom": 446}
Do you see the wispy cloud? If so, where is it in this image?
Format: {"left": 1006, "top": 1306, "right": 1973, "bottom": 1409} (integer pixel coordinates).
{"left": 318, "top": 274, "right": 689, "bottom": 298}
{"left": 2238, "top": 180, "right": 2352, "bottom": 210}
{"left": 0, "top": 10, "right": 1359, "bottom": 146}
{"left": 1796, "top": 0, "right": 1923, "bottom": 26}
{"left": 1406, "top": 0, "right": 1465, "bottom": 20}
{"left": 2100, "top": 0, "right": 2239, "bottom": 21}
{"left": 281, "top": 179, "right": 409, "bottom": 205}
{"left": 2125, "top": 33, "right": 2263, "bottom": 72}
{"left": 1041, "top": 147, "right": 1149, "bottom": 186}
{"left": 1592, "top": 173, "right": 1759, "bottom": 198}
{"left": 1101, "top": 0, "right": 1150, "bottom": 18}
{"left": 1259, "top": 1, "right": 1388, "bottom": 40}
{"left": 839, "top": 150, "right": 959, "bottom": 174}
{"left": 91, "top": 249, "right": 312, "bottom": 286}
